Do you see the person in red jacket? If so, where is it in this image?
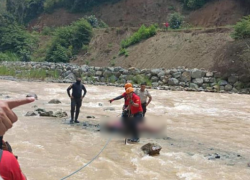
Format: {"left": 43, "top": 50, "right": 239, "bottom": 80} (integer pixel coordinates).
{"left": 125, "top": 87, "right": 143, "bottom": 143}
{"left": 0, "top": 150, "right": 26, "bottom": 180}
{"left": 0, "top": 97, "right": 34, "bottom": 180}
{"left": 109, "top": 83, "right": 133, "bottom": 118}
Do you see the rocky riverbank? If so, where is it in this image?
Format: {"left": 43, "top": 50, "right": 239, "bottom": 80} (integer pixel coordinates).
{"left": 1, "top": 61, "right": 250, "bottom": 94}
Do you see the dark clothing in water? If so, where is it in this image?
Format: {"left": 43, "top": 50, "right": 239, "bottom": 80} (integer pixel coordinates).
{"left": 67, "top": 82, "right": 87, "bottom": 121}
{"left": 141, "top": 103, "right": 147, "bottom": 117}
{"left": 123, "top": 112, "right": 143, "bottom": 140}
{"left": 71, "top": 98, "right": 82, "bottom": 122}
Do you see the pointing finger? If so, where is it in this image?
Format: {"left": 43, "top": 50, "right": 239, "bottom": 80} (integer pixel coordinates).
{"left": 6, "top": 97, "right": 35, "bottom": 109}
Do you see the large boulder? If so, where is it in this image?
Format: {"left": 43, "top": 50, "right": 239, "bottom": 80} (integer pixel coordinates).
{"left": 202, "top": 83, "right": 210, "bottom": 89}
{"left": 152, "top": 82, "right": 159, "bottom": 87}
{"left": 103, "top": 70, "right": 113, "bottom": 78}
{"left": 239, "top": 75, "right": 250, "bottom": 83}
{"left": 151, "top": 76, "right": 159, "bottom": 82}
{"left": 35, "top": 108, "right": 46, "bottom": 113}
{"left": 95, "top": 71, "right": 103, "bottom": 76}
{"left": 25, "top": 111, "right": 38, "bottom": 116}
{"left": 141, "top": 143, "right": 162, "bottom": 156}
{"left": 40, "top": 111, "right": 53, "bottom": 117}
{"left": 151, "top": 69, "right": 162, "bottom": 75}
{"left": 225, "top": 84, "right": 233, "bottom": 91}
{"left": 72, "top": 68, "right": 80, "bottom": 77}
{"left": 141, "top": 69, "right": 150, "bottom": 74}
{"left": 206, "top": 72, "right": 214, "bottom": 77}
{"left": 181, "top": 71, "right": 192, "bottom": 82}
{"left": 203, "top": 77, "right": 215, "bottom": 83}
{"left": 157, "top": 71, "right": 165, "bottom": 77}
{"left": 218, "top": 80, "right": 228, "bottom": 86}
{"left": 128, "top": 67, "right": 140, "bottom": 75}
{"left": 168, "top": 78, "right": 179, "bottom": 86}
{"left": 65, "top": 73, "right": 75, "bottom": 81}
{"left": 48, "top": 99, "right": 61, "bottom": 104}
{"left": 191, "top": 69, "right": 206, "bottom": 78}
{"left": 192, "top": 78, "right": 203, "bottom": 85}
{"left": 234, "top": 81, "right": 244, "bottom": 90}
{"left": 53, "top": 111, "right": 67, "bottom": 118}
{"left": 190, "top": 83, "right": 199, "bottom": 90}
{"left": 172, "top": 72, "right": 181, "bottom": 79}
{"left": 179, "top": 82, "right": 186, "bottom": 87}
{"left": 228, "top": 76, "right": 238, "bottom": 84}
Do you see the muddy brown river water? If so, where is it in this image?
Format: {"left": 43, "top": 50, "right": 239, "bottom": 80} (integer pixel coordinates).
{"left": 1, "top": 79, "right": 250, "bottom": 180}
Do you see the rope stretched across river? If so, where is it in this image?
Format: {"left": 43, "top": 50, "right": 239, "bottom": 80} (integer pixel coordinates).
{"left": 60, "top": 136, "right": 112, "bottom": 180}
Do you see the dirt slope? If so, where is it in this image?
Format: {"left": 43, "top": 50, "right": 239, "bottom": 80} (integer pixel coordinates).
{"left": 188, "top": 0, "right": 247, "bottom": 27}
{"left": 29, "top": 0, "right": 248, "bottom": 30}
{"left": 29, "top": 0, "right": 181, "bottom": 29}
{"left": 73, "top": 28, "right": 233, "bottom": 69}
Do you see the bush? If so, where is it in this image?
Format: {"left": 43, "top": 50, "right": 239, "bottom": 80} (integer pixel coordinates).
{"left": 119, "top": 48, "right": 127, "bottom": 56}
{"left": 132, "top": 75, "right": 152, "bottom": 85}
{"left": 168, "top": 13, "right": 183, "bottom": 29}
{"left": 232, "top": 16, "right": 250, "bottom": 40}
{"left": 42, "top": 26, "right": 55, "bottom": 35}
{"left": 0, "top": 13, "right": 36, "bottom": 61}
{"left": 0, "top": 52, "right": 19, "bottom": 61}
{"left": 183, "top": 0, "right": 209, "bottom": 10}
{"left": 85, "top": 15, "right": 108, "bottom": 28}
{"left": 121, "top": 24, "right": 157, "bottom": 48}
{"left": 46, "top": 18, "right": 92, "bottom": 62}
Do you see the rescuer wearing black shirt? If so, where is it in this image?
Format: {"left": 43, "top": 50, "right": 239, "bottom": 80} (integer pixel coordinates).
{"left": 67, "top": 78, "right": 87, "bottom": 123}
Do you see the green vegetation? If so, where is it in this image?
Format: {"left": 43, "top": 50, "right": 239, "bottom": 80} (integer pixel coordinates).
{"left": 41, "top": 26, "right": 55, "bottom": 35}
{"left": 121, "top": 25, "right": 157, "bottom": 48}
{"left": 0, "top": 13, "right": 36, "bottom": 61}
{"left": 132, "top": 74, "right": 152, "bottom": 86}
{"left": 110, "top": 59, "right": 115, "bottom": 66}
{"left": 168, "top": 13, "right": 183, "bottom": 29}
{"left": 46, "top": 18, "right": 93, "bottom": 63}
{"left": 44, "top": 0, "right": 121, "bottom": 13}
{"left": 2, "top": 0, "right": 115, "bottom": 24}
{"left": 0, "top": 52, "right": 19, "bottom": 61}
{"left": 232, "top": 16, "right": 250, "bottom": 40}
{"left": 85, "top": 15, "right": 108, "bottom": 28}
{"left": 119, "top": 48, "right": 127, "bottom": 56}
{"left": 182, "top": 0, "right": 210, "bottom": 10}
{"left": 0, "top": 66, "right": 59, "bottom": 80}
{"left": 6, "top": 0, "right": 45, "bottom": 24}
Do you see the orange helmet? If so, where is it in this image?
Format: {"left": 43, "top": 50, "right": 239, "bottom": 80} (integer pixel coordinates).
{"left": 124, "top": 83, "right": 132, "bottom": 90}
{"left": 126, "top": 87, "right": 134, "bottom": 94}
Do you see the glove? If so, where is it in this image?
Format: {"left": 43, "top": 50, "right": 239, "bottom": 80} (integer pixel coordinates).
{"left": 109, "top": 99, "right": 114, "bottom": 103}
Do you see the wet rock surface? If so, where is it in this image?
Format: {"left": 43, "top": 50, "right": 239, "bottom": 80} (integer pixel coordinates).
{"left": 26, "top": 93, "right": 38, "bottom": 100}
{"left": 48, "top": 99, "right": 62, "bottom": 104}
{"left": 141, "top": 143, "right": 162, "bottom": 156}
{"left": 25, "top": 111, "right": 38, "bottom": 116}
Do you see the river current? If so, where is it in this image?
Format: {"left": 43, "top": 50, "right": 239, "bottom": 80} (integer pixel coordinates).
{"left": 1, "top": 80, "right": 250, "bottom": 180}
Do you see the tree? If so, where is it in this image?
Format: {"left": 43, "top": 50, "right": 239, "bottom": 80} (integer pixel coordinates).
{"left": 168, "top": 13, "right": 183, "bottom": 29}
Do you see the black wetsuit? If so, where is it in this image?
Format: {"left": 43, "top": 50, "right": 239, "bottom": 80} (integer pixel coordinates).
{"left": 67, "top": 82, "right": 87, "bottom": 122}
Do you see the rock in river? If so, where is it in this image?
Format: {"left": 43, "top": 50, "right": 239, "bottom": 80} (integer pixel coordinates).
{"left": 141, "top": 143, "right": 162, "bottom": 156}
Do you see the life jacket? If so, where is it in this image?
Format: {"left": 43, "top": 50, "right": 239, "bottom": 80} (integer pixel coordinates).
{"left": 1, "top": 141, "right": 12, "bottom": 153}
{"left": 1, "top": 141, "right": 17, "bottom": 159}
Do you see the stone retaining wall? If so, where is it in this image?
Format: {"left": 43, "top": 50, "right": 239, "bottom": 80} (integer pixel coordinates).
{"left": 1, "top": 61, "right": 249, "bottom": 94}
